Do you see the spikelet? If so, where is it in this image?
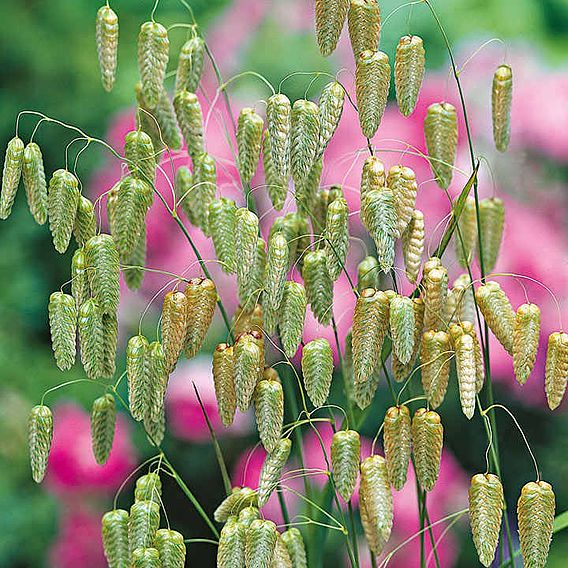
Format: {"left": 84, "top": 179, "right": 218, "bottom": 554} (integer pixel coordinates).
{"left": 513, "top": 303, "right": 541, "bottom": 385}
{"left": 154, "top": 529, "right": 186, "bottom": 568}
{"left": 475, "top": 281, "right": 515, "bottom": 354}
{"left": 422, "top": 265, "right": 448, "bottom": 332}
{"left": 468, "top": 473, "right": 504, "bottom": 567}
{"left": 47, "top": 169, "right": 80, "bottom": 253}
{"left": 209, "top": 197, "right": 237, "bottom": 273}
{"left": 455, "top": 197, "right": 477, "bottom": 267}
{"left": 478, "top": 197, "right": 505, "bottom": 272}
{"left": 357, "top": 256, "right": 379, "bottom": 291}
{"left": 355, "top": 50, "right": 390, "bottom": 139}
{"left": 137, "top": 21, "right": 169, "bottom": 109}
{"left": 389, "top": 296, "right": 415, "bottom": 365}
{"left": 134, "top": 83, "right": 165, "bottom": 153}
{"left": 424, "top": 102, "right": 458, "bottom": 189}
{"left": 324, "top": 197, "right": 349, "bottom": 281}
{"left": 128, "top": 500, "right": 160, "bottom": 556}
{"left": 98, "top": 313, "right": 116, "bottom": 380}
{"left": 545, "top": 332, "right": 568, "bottom": 410}
{"left": 281, "top": 528, "right": 307, "bottom": 568}
{"left": 492, "top": 65, "right": 513, "bottom": 152}
{"left": 28, "top": 404, "right": 53, "bottom": 483}
{"left": 22, "top": 142, "right": 47, "bottom": 224}
{"left": 175, "top": 36, "right": 205, "bottom": 94}
{"left": 143, "top": 403, "right": 165, "bottom": 446}
{"left": 455, "top": 333, "right": 477, "bottom": 419}
{"left": 237, "top": 107, "right": 264, "bottom": 184}
{"left": 331, "top": 429, "right": 360, "bottom": 501}
{"left": 274, "top": 535, "right": 293, "bottom": 568}
{"left": 254, "top": 376, "right": 284, "bottom": 453}
{"left": 71, "top": 248, "right": 90, "bottom": 309}
{"left": 394, "top": 36, "right": 425, "bottom": 117}
{"left": 184, "top": 277, "right": 217, "bottom": 358}
{"left": 312, "top": 184, "right": 344, "bottom": 239}
{"left": 263, "top": 131, "right": 288, "bottom": 211}
{"left": 258, "top": 438, "right": 292, "bottom": 507}
{"left": 0, "top": 136, "right": 24, "bottom": 219}
{"left": 392, "top": 298, "right": 425, "bottom": 382}
{"left": 387, "top": 165, "right": 417, "bottom": 237}
{"left": 96, "top": 5, "right": 119, "bottom": 92}
{"left": 135, "top": 473, "right": 163, "bottom": 504}
{"left": 292, "top": 214, "right": 312, "bottom": 269}
{"left": 352, "top": 288, "right": 389, "bottom": 383}
{"left": 302, "top": 249, "right": 333, "bottom": 326}
{"left": 127, "top": 335, "right": 150, "bottom": 421}
{"left": 265, "top": 232, "right": 290, "bottom": 315}
{"left": 214, "top": 487, "right": 258, "bottom": 522}
{"left": 122, "top": 226, "right": 147, "bottom": 291}
{"left": 301, "top": 338, "right": 333, "bottom": 407}
{"left": 147, "top": 341, "right": 167, "bottom": 422}
{"left": 153, "top": 88, "right": 184, "bottom": 151}
{"left": 290, "top": 100, "right": 320, "bottom": 186}
{"left": 361, "top": 188, "right": 397, "bottom": 272}
{"left": 77, "top": 298, "right": 103, "bottom": 379}
{"left": 266, "top": 93, "right": 292, "bottom": 180}
{"left": 245, "top": 519, "right": 278, "bottom": 568}
{"left": 130, "top": 547, "right": 160, "bottom": 567}
{"left": 383, "top": 405, "right": 411, "bottom": 490}
{"left": 401, "top": 209, "right": 424, "bottom": 283}
{"left": 85, "top": 234, "right": 121, "bottom": 314}
{"left": 102, "top": 509, "right": 129, "bottom": 568}
{"left": 212, "top": 343, "right": 236, "bottom": 427}
{"left": 74, "top": 195, "right": 97, "bottom": 247}
{"left": 517, "top": 481, "right": 555, "bottom": 568}
{"left": 420, "top": 330, "right": 451, "bottom": 408}
{"left": 161, "top": 291, "right": 188, "bottom": 373}
{"left": 446, "top": 273, "right": 475, "bottom": 323}
{"left": 295, "top": 157, "right": 322, "bottom": 216}
{"left": 217, "top": 516, "right": 246, "bottom": 568}
{"left": 235, "top": 333, "right": 263, "bottom": 412}
{"left": 233, "top": 303, "right": 264, "bottom": 337}
{"left": 450, "top": 321, "right": 485, "bottom": 393}
{"left": 317, "top": 81, "right": 345, "bottom": 159}
{"left": 239, "top": 237, "right": 266, "bottom": 310}
{"left": 359, "top": 455, "right": 393, "bottom": 555}
{"left": 279, "top": 281, "right": 307, "bottom": 358}
{"left": 173, "top": 90, "right": 205, "bottom": 159}
{"left": 125, "top": 129, "right": 156, "bottom": 185}
{"left": 91, "top": 393, "right": 116, "bottom": 465}
{"left": 48, "top": 292, "right": 77, "bottom": 371}
{"left": 235, "top": 207, "right": 260, "bottom": 280}
{"left": 347, "top": 0, "right": 380, "bottom": 58}
{"left": 411, "top": 408, "right": 443, "bottom": 491}
{"left": 174, "top": 165, "right": 193, "bottom": 220}
{"left": 271, "top": 215, "right": 299, "bottom": 263}
{"left": 315, "top": 0, "right": 349, "bottom": 56}
{"left": 192, "top": 152, "right": 217, "bottom": 235}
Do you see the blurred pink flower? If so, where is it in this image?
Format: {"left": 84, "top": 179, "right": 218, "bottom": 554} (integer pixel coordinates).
{"left": 46, "top": 404, "right": 137, "bottom": 496}
{"left": 166, "top": 356, "right": 252, "bottom": 442}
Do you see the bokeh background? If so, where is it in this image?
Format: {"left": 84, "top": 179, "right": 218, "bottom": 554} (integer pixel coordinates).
{"left": 1, "top": 0, "right": 568, "bottom": 566}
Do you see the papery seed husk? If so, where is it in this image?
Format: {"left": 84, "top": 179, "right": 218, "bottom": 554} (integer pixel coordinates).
{"left": 245, "top": 519, "right": 278, "bottom": 568}
{"left": 302, "top": 249, "right": 333, "bottom": 326}
{"left": 0, "top": 136, "right": 24, "bottom": 220}
{"left": 128, "top": 500, "right": 160, "bottom": 556}
{"left": 235, "top": 334, "right": 263, "bottom": 412}
{"left": 213, "top": 343, "right": 236, "bottom": 427}
{"left": 274, "top": 534, "right": 293, "bottom": 568}
{"left": 455, "top": 196, "right": 477, "bottom": 268}
{"left": 78, "top": 298, "right": 104, "bottom": 380}
{"left": 331, "top": 429, "right": 361, "bottom": 501}
{"left": 135, "top": 473, "right": 163, "bottom": 504}
{"left": 545, "top": 332, "right": 568, "bottom": 410}
{"left": 102, "top": 509, "right": 129, "bottom": 568}
{"left": 263, "top": 131, "right": 288, "bottom": 211}
{"left": 209, "top": 197, "right": 237, "bottom": 273}
{"left": 475, "top": 281, "right": 515, "bottom": 354}
{"left": 254, "top": 378, "right": 284, "bottom": 453}
{"left": 315, "top": 0, "right": 349, "bottom": 56}
{"left": 387, "top": 165, "right": 418, "bottom": 237}
{"left": 348, "top": 0, "right": 380, "bottom": 58}
{"left": 239, "top": 237, "right": 266, "bottom": 311}
{"left": 478, "top": 197, "right": 505, "bottom": 273}
{"left": 265, "top": 232, "right": 290, "bottom": 315}
{"left": 155, "top": 528, "right": 186, "bottom": 568}
{"left": 290, "top": 100, "right": 320, "bottom": 186}
{"left": 102, "top": 312, "right": 118, "bottom": 379}
{"left": 360, "top": 156, "right": 385, "bottom": 201}
{"left": 424, "top": 102, "right": 458, "bottom": 189}
{"left": 266, "top": 93, "right": 292, "bottom": 180}
{"left": 361, "top": 188, "right": 396, "bottom": 272}
{"left": 131, "top": 547, "right": 161, "bottom": 568}
{"left": 513, "top": 303, "right": 541, "bottom": 385}
{"left": 184, "top": 277, "right": 217, "bottom": 359}
{"left": 420, "top": 330, "right": 451, "bottom": 408}
{"left": 384, "top": 405, "right": 411, "bottom": 490}
{"left": 214, "top": 486, "right": 258, "bottom": 523}
{"left": 96, "top": 5, "right": 119, "bottom": 92}
{"left": 395, "top": 35, "right": 425, "bottom": 117}
{"left": 122, "top": 224, "right": 147, "bottom": 291}
{"left": 446, "top": 273, "right": 475, "bottom": 324}
{"left": 22, "top": 142, "right": 48, "bottom": 224}
{"left": 392, "top": 298, "right": 424, "bottom": 383}
{"left": 295, "top": 157, "right": 322, "bottom": 217}
{"left": 217, "top": 516, "right": 246, "bottom": 568}
{"left": 317, "top": 81, "right": 345, "bottom": 159}
{"left": 233, "top": 303, "right": 264, "bottom": 336}
{"left": 411, "top": 408, "right": 443, "bottom": 491}
{"left": 357, "top": 255, "right": 380, "bottom": 292}
{"left": 48, "top": 291, "right": 77, "bottom": 371}
{"left": 71, "top": 248, "right": 90, "bottom": 309}
{"left": 389, "top": 295, "right": 415, "bottom": 365}
{"left": 190, "top": 152, "right": 217, "bottom": 235}
{"left": 48, "top": 169, "right": 80, "bottom": 254}
{"left": 74, "top": 195, "right": 97, "bottom": 247}
{"left": 422, "top": 266, "right": 448, "bottom": 332}
{"left": 301, "top": 338, "right": 333, "bottom": 407}
{"left": 401, "top": 209, "right": 424, "bottom": 283}
{"left": 279, "top": 281, "right": 307, "bottom": 358}
{"left": 135, "top": 83, "right": 166, "bottom": 154}
{"left": 456, "top": 333, "right": 477, "bottom": 419}
{"left": 281, "top": 528, "right": 307, "bottom": 568}
{"left": 28, "top": 404, "right": 53, "bottom": 483}
{"left": 312, "top": 184, "right": 344, "bottom": 244}
{"left": 235, "top": 207, "right": 260, "bottom": 282}
{"left": 258, "top": 438, "right": 292, "bottom": 507}
{"left": 85, "top": 234, "right": 121, "bottom": 315}
{"left": 492, "top": 64, "right": 513, "bottom": 153}
{"left": 91, "top": 393, "right": 116, "bottom": 465}
{"left": 161, "top": 291, "right": 188, "bottom": 374}
{"left": 137, "top": 21, "right": 169, "bottom": 109}
{"left": 147, "top": 340, "right": 167, "bottom": 422}
{"left": 152, "top": 87, "right": 184, "bottom": 151}
{"left": 127, "top": 335, "right": 150, "bottom": 421}
{"left": 125, "top": 129, "right": 157, "bottom": 185}
{"left": 173, "top": 90, "right": 205, "bottom": 160}
{"left": 175, "top": 36, "right": 205, "bottom": 94}
{"left": 324, "top": 197, "right": 349, "bottom": 281}
{"left": 237, "top": 108, "right": 264, "bottom": 184}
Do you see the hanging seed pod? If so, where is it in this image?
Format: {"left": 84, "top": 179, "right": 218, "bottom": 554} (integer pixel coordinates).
{"left": 468, "top": 473, "right": 504, "bottom": 567}
{"left": 478, "top": 197, "right": 505, "bottom": 272}
{"left": 239, "top": 237, "right": 266, "bottom": 310}
{"left": 71, "top": 248, "right": 90, "bottom": 309}
{"left": 258, "top": 438, "right": 292, "bottom": 507}
{"left": 295, "top": 156, "right": 322, "bottom": 217}
{"left": 401, "top": 209, "right": 424, "bottom": 283}
{"left": 290, "top": 100, "right": 320, "bottom": 186}
{"left": 214, "top": 487, "right": 258, "bottom": 523}
{"left": 237, "top": 108, "right": 264, "bottom": 184}
{"left": 293, "top": 215, "right": 312, "bottom": 269}
{"left": 22, "top": 142, "right": 48, "bottom": 224}
{"left": 422, "top": 266, "right": 448, "bottom": 332}
{"left": 411, "top": 408, "right": 443, "bottom": 491}
{"left": 174, "top": 165, "right": 194, "bottom": 221}
{"left": 85, "top": 234, "right": 121, "bottom": 314}
{"left": 455, "top": 333, "right": 476, "bottom": 419}
{"left": 279, "top": 281, "right": 307, "bottom": 358}
{"left": 361, "top": 188, "right": 397, "bottom": 272}
{"left": 266, "top": 93, "right": 292, "bottom": 180}
{"left": 315, "top": 0, "right": 349, "bottom": 56}
{"left": 389, "top": 295, "right": 415, "bottom": 366}
{"left": 134, "top": 83, "right": 165, "bottom": 154}
{"left": 96, "top": 5, "right": 119, "bottom": 92}
{"left": 271, "top": 215, "right": 298, "bottom": 263}
{"left": 265, "top": 232, "right": 290, "bottom": 314}
{"left": 154, "top": 529, "right": 186, "bottom": 568}
{"left": 347, "top": 0, "right": 380, "bottom": 58}
{"left": 147, "top": 341, "right": 167, "bottom": 422}
{"left": 274, "top": 535, "right": 293, "bottom": 568}
{"left": 217, "top": 516, "right": 246, "bottom": 568}
{"left": 359, "top": 454, "right": 393, "bottom": 555}
{"left": 383, "top": 405, "right": 412, "bottom": 490}
{"left": 235, "top": 334, "right": 263, "bottom": 412}
{"left": 184, "top": 277, "right": 217, "bottom": 358}
{"left": 137, "top": 21, "right": 169, "bottom": 109}
{"left": 152, "top": 88, "right": 183, "bottom": 151}
{"left": 254, "top": 377, "right": 284, "bottom": 453}
{"left": 420, "top": 330, "right": 451, "bottom": 408}
{"left": 331, "top": 429, "right": 360, "bottom": 501}
{"left": 301, "top": 338, "right": 333, "bottom": 407}
{"left": 126, "top": 335, "right": 150, "bottom": 422}
{"left": 47, "top": 169, "right": 80, "bottom": 254}
{"left": 355, "top": 50, "right": 390, "bottom": 139}
{"left": 48, "top": 292, "right": 77, "bottom": 371}
{"left": 245, "top": 519, "right": 278, "bottom": 568}
{"left": 28, "top": 404, "right": 53, "bottom": 483}
{"left": 143, "top": 403, "right": 165, "bottom": 447}
{"left": 213, "top": 344, "right": 236, "bottom": 427}
{"left": 545, "top": 332, "right": 568, "bottom": 410}
{"left": 317, "top": 81, "right": 345, "bottom": 159}
{"left": 173, "top": 90, "right": 205, "bottom": 159}
{"left": 209, "top": 197, "right": 237, "bottom": 273}
{"left": 235, "top": 207, "right": 260, "bottom": 278}
{"left": 392, "top": 298, "right": 425, "bottom": 383}
{"left": 352, "top": 288, "right": 389, "bottom": 383}
{"left": 161, "top": 291, "right": 188, "bottom": 374}
{"left": 513, "top": 303, "right": 541, "bottom": 385}
{"left": 131, "top": 547, "right": 160, "bottom": 568}
{"left": 302, "top": 250, "right": 333, "bottom": 326}
{"left": 101, "top": 313, "right": 118, "bottom": 379}
{"left": 360, "top": 155, "right": 386, "bottom": 200}
{"left": 357, "top": 256, "right": 379, "bottom": 292}
{"left": 517, "top": 481, "right": 555, "bottom": 568}
{"left": 191, "top": 152, "right": 217, "bottom": 235}
{"left": 91, "top": 393, "right": 116, "bottom": 465}
{"left": 475, "top": 281, "right": 515, "bottom": 354}
{"left": 450, "top": 321, "right": 485, "bottom": 393}
{"left": 281, "top": 528, "right": 307, "bottom": 568}
{"left": 492, "top": 65, "right": 513, "bottom": 152}
{"left": 233, "top": 304, "right": 264, "bottom": 338}
{"left": 312, "top": 185, "right": 344, "bottom": 239}
{"left": 353, "top": 366, "right": 381, "bottom": 410}
{"left": 424, "top": 102, "right": 458, "bottom": 189}
{"left": 128, "top": 500, "right": 160, "bottom": 555}
{"left": 78, "top": 298, "right": 103, "bottom": 379}
{"left": 263, "top": 131, "right": 288, "bottom": 211}
{"left": 102, "top": 509, "right": 129, "bottom": 568}
{"left": 455, "top": 196, "right": 477, "bottom": 268}
{"left": 135, "top": 473, "right": 162, "bottom": 504}
{"left": 74, "top": 195, "right": 97, "bottom": 247}
{"left": 175, "top": 36, "right": 205, "bottom": 94}
{"left": 125, "top": 130, "right": 156, "bottom": 185}
{"left": 446, "top": 273, "right": 475, "bottom": 324}
{"left": 387, "top": 165, "right": 418, "bottom": 237}
{"left": 394, "top": 36, "right": 425, "bottom": 117}
{"left": 122, "top": 226, "right": 147, "bottom": 291}
{"left": 0, "top": 136, "right": 24, "bottom": 220}
{"left": 324, "top": 197, "right": 349, "bottom": 281}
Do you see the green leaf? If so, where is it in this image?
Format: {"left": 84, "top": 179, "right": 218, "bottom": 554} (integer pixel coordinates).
{"left": 553, "top": 510, "right": 568, "bottom": 533}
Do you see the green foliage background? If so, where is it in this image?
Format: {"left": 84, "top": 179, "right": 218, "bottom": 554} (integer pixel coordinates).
{"left": 0, "top": 0, "right": 567, "bottom": 566}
